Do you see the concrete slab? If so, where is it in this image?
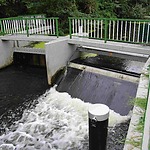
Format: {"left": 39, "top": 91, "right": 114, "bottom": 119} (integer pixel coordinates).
{"left": 13, "top": 47, "right": 45, "bottom": 55}
{"left": 68, "top": 38, "right": 150, "bottom": 55}
{"left": 0, "top": 35, "right": 57, "bottom": 42}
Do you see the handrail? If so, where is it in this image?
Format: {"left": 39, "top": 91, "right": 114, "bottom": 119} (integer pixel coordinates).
{"left": 0, "top": 17, "right": 59, "bottom": 37}
{"left": 69, "top": 17, "right": 150, "bottom": 44}
{"left": 69, "top": 17, "right": 150, "bottom": 22}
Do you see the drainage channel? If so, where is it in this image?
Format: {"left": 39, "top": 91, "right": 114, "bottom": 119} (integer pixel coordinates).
{"left": 55, "top": 62, "right": 138, "bottom": 149}
{"left": 57, "top": 63, "right": 138, "bottom": 116}
{"left": 0, "top": 53, "right": 146, "bottom": 150}
{"left": 55, "top": 54, "right": 145, "bottom": 149}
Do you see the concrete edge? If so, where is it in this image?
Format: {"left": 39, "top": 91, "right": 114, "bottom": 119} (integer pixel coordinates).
{"left": 45, "top": 37, "right": 78, "bottom": 85}
{"left": 69, "top": 62, "right": 139, "bottom": 83}
{"left": 123, "top": 57, "right": 150, "bottom": 150}
{"left": 68, "top": 38, "right": 150, "bottom": 55}
{"left": 142, "top": 83, "right": 150, "bottom": 149}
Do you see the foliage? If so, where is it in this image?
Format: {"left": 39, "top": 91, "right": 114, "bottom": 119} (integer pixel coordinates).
{"left": 0, "top": 0, "right": 149, "bottom": 34}
{"left": 128, "top": 97, "right": 147, "bottom": 148}
{"left": 0, "top": 0, "right": 149, "bottom": 19}
{"left": 134, "top": 98, "right": 147, "bottom": 110}
{"left": 0, "top": 0, "right": 27, "bottom": 18}
{"left": 33, "top": 42, "right": 45, "bottom": 49}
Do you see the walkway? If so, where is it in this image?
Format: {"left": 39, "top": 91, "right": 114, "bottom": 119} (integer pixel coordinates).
{"left": 0, "top": 34, "right": 57, "bottom": 41}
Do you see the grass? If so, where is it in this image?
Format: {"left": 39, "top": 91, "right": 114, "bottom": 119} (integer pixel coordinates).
{"left": 134, "top": 98, "right": 147, "bottom": 110}
{"left": 128, "top": 97, "right": 148, "bottom": 148}
{"left": 132, "top": 98, "right": 147, "bottom": 133}
{"left": 33, "top": 42, "right": 45, "bottom": 49}
{"left": 25, "top": 42, "right": 45, "bottom": 49}
{"left": 126, "top": 137, "right": 142, "bottom": 148}
{"left": 129, "top": 97, "right": 147, "bottom": 110}
{"left": 80, "top": 52, "right": 98, "bottom": 59}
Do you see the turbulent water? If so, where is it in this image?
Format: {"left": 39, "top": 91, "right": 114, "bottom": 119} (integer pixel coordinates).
{"left": 0, "top": 86, "right": 130, "bottom": 150}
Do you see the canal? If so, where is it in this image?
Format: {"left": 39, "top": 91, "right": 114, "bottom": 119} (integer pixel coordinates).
{"left": 0, "top": 53, "right": 145, "bottom": 149}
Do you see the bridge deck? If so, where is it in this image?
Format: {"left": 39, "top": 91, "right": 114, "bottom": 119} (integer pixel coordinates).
{"left": 1, "top": 35, "right": 150, "bottom": 56}
{"left": 68, "top": 38, "right": 150, "bottom": 55}
{"left": 0, "top": 34, "right": 57, "bottom": 42}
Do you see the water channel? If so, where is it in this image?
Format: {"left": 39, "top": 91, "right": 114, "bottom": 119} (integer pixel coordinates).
{"left": 0, "top": 53, "right": 145, "bottom": 150}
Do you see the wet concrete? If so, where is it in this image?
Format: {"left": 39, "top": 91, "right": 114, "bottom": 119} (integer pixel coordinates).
{"left": 57, "top": 67, "right": 138, "bottom": 116}
{"left": 72, "top": 54, "right": 145, "bottom": 77}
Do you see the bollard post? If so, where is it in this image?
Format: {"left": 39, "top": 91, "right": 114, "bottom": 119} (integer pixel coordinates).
{"left": 88, "top": 104, "right": 109, "bottom": 150}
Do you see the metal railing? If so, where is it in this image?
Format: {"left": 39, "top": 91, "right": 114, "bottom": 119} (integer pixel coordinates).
{"left": 69, "top": 17, "right": 150, "bottom": 44}
{"left": 0, "top": 17, "right": 59, "bottom": 37}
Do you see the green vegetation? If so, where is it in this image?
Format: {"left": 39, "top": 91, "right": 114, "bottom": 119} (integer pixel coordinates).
{"left": 128, "top": 97, "right": 148, "bottom": 148}
{"left": 25, "top": 42, "right": 45, "bottom": 49}
{"left": 126, "top": 137, "right": 142, "bottom": 148}
{"left": 33, "top": 42, "right": 45, "bottom": 49}
{"left": 0, "top": 0, "right": 149, "bottom": 35}
{"left": 130, "top": 97, "right": 147, "bottom": 110}
{"left": 80, "top": 52, "right": 98, "bottom": 59}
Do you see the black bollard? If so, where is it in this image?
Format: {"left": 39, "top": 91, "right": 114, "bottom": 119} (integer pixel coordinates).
{"left": 88, "top": 104, "right": 109, "bottom": 150}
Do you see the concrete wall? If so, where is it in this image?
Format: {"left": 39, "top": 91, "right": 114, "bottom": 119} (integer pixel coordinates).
{"left": 0, "top": 38, "right": 13, "bottom": 69}
{"left": 124, "top": 57, "right": 150, "bottom": 150}
{"left": 45, "top": 38, "right": 78, "bottom": 85}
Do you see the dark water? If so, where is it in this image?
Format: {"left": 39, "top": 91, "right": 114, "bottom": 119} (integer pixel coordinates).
{"left": 0, "top": 64, "right": 49, "bottom": 134}
{"left": 72, "top": 54, "right": 145, "bottom": 77}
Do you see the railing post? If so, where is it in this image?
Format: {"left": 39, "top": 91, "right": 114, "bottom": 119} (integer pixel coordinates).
{"left": 69, "top": 17, "right": 72, "bottom": 39}
{"left": 25, "top": 19, "right": 29, "bottom": 37}
{"left": 0, "top": 19, "right": 5, "bottom": 36}
{"left": 104, "top": 19, "right": 108, "bottom": 43}
{"left": 56, "top": 18, "right": 59, "bottom": 38}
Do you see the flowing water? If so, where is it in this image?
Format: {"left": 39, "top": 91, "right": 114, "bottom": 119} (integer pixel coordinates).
{"left": 57, "top": 67, "right": 138, "bottom": 116}
{"left": 0, "top": 64, "right": 49, "bottom": 134}
{"left": 0, "top": 54, "right": 145, "bottom": 150}
{"left": 0, "top": 86, "right": 130, "bottom": 150}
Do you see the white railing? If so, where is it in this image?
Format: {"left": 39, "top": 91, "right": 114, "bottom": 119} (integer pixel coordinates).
{"left": 0, "top": 17, "right": 59, "bottom": 37}
{"left": 69, "top": 17, "right": 150, "bottom": 44}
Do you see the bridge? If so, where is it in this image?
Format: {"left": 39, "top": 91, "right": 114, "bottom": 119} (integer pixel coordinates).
{"left": 0, "top": 15, "right": 150, "bottom": 77}
{"left": 0, "top": 15, "right": 150, "bottom": 150}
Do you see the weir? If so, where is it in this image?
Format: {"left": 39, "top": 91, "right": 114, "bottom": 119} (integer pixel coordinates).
{"left": 0, "top": 37, "right": 148, "bottom": 114}
{"left": 0, "top": 16, "right": 150, "bottom": 149}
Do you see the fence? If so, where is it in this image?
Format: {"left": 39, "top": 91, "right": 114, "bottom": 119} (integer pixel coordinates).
{"left": 0, "top": 17, "right": 59, "bottom": 37}
{"left": 69, "top": 17, "right": 150, "bottom": 44}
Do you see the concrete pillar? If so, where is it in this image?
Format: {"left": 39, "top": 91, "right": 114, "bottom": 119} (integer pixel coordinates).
{"left": 0, "top": 39, "right": 13, "bottom": 69}
{"left": 45, "top": 38, "right": 78, "bottom": 85}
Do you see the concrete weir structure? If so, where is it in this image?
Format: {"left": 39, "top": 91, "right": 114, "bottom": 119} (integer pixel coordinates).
{"left": 0, "top": 38, "right": 13, "bottom": 69}
{"left": 45, "top": 38, "right": 78, "bottom": 84}
{"left": 0, "top": 34, "right": 150, "bottom": 149}
{"left": 45, "top": 37, "right": 149, "bottom": 84}
{"left": 45, "top": 37, "right": 150, "bottom": 149}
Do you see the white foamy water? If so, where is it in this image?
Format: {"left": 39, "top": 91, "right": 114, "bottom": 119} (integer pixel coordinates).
{"left": 0, "top": 86, "right": 130, "bottom": 150}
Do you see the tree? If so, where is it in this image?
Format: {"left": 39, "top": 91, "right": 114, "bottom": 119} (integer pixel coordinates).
{"left": 76, "top": 0, "right": 99, "bottom": 14}
{"left": 0, "top": 0, "right": 27, "bottom": 18}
